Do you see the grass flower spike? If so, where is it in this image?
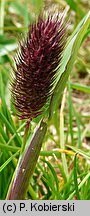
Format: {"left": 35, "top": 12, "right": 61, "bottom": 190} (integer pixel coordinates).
{"left": 12, "top": 14, "right": 66, "bottom": 120}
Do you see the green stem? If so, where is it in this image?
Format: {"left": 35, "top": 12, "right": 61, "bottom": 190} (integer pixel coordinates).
{"left": 20, "top": 120, "right": 30, "bottom": 154}
{"left": 28, "top": 184, "right": 38, "bottom": 200}
{"left": 6, "top": 119, "right": 47, "bottom": 200}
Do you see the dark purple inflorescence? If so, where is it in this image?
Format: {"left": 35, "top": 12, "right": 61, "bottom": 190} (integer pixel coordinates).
{"left": 12, "top": 14, "right": 66, "bottom": 120}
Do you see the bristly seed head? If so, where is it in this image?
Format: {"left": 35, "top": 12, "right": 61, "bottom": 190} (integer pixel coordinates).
{"left": 12, "top": 14, "right": 66, "bottom": 120}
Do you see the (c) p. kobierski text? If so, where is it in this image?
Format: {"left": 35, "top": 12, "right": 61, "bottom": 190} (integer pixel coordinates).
{"left": 29, "top": 202, "right": 75, "bottom": 212}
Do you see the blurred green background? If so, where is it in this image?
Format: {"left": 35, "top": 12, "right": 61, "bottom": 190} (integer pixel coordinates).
{"left": 0, "top": 0, "right": 90, "bottom": 200}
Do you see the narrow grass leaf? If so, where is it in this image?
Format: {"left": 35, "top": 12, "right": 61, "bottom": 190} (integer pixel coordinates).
{"left": 73, "top": 107, "right": 81, "bottom": 148}
{"left": 0, "top": 111, "right": 21, "bottom": 146}
{"left": 74, "top": 154, "right": 80, "bottom": 199}
{"left": 6, "top": 122, "right": 25, "bottom": 146}
{"left": 0, "top": 124, "right": 8, "bottom": 142}
{"left": 60, "top": 90, "right": 68, "bottom": 179}
{"left": 0, "top": 133, "right": 6, "bottom": 144}
{"left": 49, "top": 11, "right": 90, "bottom": 119}
{"left": 67, "top": 145, "right": 90, "bottom": 160}
{"left": 56, "top": 161, "right": 67, "bottom": 183}
{"left": 68, "top": 80, "right": 74, "bottom": 145}
{"left": 42, "top": 159, "right": 59, "bottom": 192}
{"left": 70, "top": 82, "right": 90, "bottom": 93}
{"left": 37, "top": 163, "right": 58, "bottom": 198}
{"left": 0, "top": 143, "right": 20, "bottom": 153}
{"left": 67, "top": 172, "right": 90, "bottom": 200}
{"left": 0, "top": 72, "right": 7, "bottom": 115}
{"left": 0, "top": 151, "right": 19, "bottom": 173}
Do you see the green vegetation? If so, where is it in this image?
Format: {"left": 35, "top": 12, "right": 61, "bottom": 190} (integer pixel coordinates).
{"left": 0, "top": 0, "right": 90, "bottom": 200}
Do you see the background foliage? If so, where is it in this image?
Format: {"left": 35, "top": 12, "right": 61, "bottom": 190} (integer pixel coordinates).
{"left": 0, "top": 0, "right": 90, "bottom": 200}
